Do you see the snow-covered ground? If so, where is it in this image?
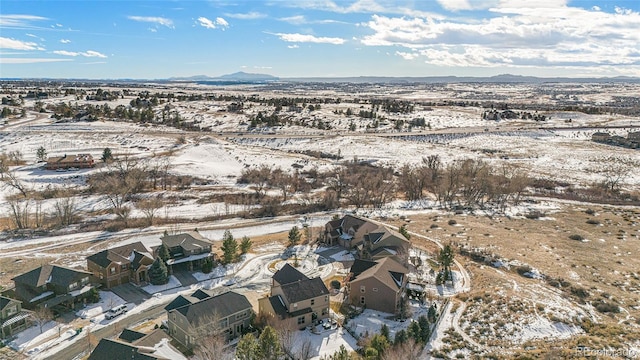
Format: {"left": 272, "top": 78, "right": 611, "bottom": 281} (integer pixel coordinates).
{"left": 291, "top": 325, "right": 358, "bottom": 360}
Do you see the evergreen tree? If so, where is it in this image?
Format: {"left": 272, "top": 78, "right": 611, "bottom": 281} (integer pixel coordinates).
{"left": 380, "top": 324, "right": 390, "bottom": 341}
{"left": 393, "top": 329, "right": 408, "bottom": 346}
{"left": 288, "top": 226, "right": 301, "bottom": 247}
{"left": 438, "top": 244, "right": 455, "bottom": 284}
{"left": 149, "top": 258, "right": 168, "bottom": 285}
{"left": 418, "top": 315, "right": 431, "bottom": 343}
{"left": 157, "top": 243, "right": 171, "bottom": 263}
{"left": 240, "top": 235, "right": 252, "bottom": 254}
{"left": 257, "top": 326, "right": 281, "bottom": 360}
{"left": 428, "top": 304, "right": 437, "bottom": 323}
{"left": 101, "top": 147, "right": 113, "bottom": 163}
{"left": 399, "top": 224, "right": 411, "bottom": 240}
{"left": 369, "top": 333, "right": 389, "bottom": 356}
{"left": 408, "top": 320, "right": 421, "bottom": 344}
{"left": 221, "top": 230, "right": 238, "bottom": 264}
{"left": 235, "top": 333, "right": 259, "bottom": 360}
{"left": 36, "top": 146, "right": 47, "bottom": 162}
{"left": 201, "top": 257, "right": 213, "bottom": 274}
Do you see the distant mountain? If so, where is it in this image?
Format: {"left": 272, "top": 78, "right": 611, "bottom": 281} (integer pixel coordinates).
{"left": 283, "top": 74, "right": 640, "bottom": 84}
{"left": 168, "top": 71, "right": 278, "bottom": 83}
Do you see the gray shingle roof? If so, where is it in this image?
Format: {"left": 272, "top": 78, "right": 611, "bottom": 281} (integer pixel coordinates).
{"left": 118, "top": 328, "right": 147, "bottom": 343}
{"left": 280, "top": 277, "right": 329, "bottom": 304}
{"left": 174, "top": 291, "right": 252, "bottom": 327}
{"left": 87, "top": 242, "right": 151, "bottom": 268}
{"left": 161, "top": 232, "right": 213, "bottom": 252}
{"left": 350, "top": 257, "right": 408, "bottom": 291}
{"left": 272, "top": 263, "right": 308, "bottom": 285}
{"left": 88, "top": 338, "right": 168, "bottom": 360}
{"left": 12, "top": 264, "right": 91, "bottom": 288}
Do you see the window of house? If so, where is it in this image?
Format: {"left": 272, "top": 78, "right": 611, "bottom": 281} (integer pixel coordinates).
{"left": 325, "top": 295, "right": 329, "bottom": 302}
{"left": 68, "top": 282, "right": 78, "bottom": 290}
{"left": 360, "top": 285, "right": 365, "bottom": 293}
{"left": 310, "top": 299, "right": 315, "bottom": 306}
{"left": 82, "top": 277, "right": 89, "bottom": 284}
{"left": 297, "top": 316, "right": 305, "bottom": 325}
{"left": 373, "top": 288, "right": 378, "bottom": 292}
{"left": 110, "top": 267, "right": 116, "bottom": 274}
{"left": 293, "top": 303, "right": 298, "bottom": 308}
{"left": 7, "top": 305, "right": 17, "bottom": 316}
{"left": 121, "top": 264, "right": 128, "bottom": 270}
{"left": 322, "top": 308, "right": 328, "bottom": 316}
{"left": 360, "top": 296, "right": 366, "bottom": 305}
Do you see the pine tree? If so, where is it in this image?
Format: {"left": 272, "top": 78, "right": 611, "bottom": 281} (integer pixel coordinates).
{"left": 428, "top": 304, "right": 437, "bottom": 323}
{"left": 221, "top": 230, "right": 238, "bottom": 264}
{"left": 240, "top": 236, "right": 252, "bottom": 254}
{"left": 201, "top": 257, "right": 213, "bottom": 274}
{"left": 157, "top": 243, "right": 170, "bottom": 263}
{"left": 393, "top": 329, "right": 408, "bottom": 346}
{"left": 438, "top": 243, "right": 455, "bottom": 284}
{"left": 418, "top": 315, "right": 430, "bottom": 343}
{"left": 257, "top": 326, "right": 281, "bottom": 360}
{"left": 101, "top": 147, "right": 113, "bottom": 163}
{"left": 399, "top": 224, "right": 411, "bottom": 240}
{"left": 380, "top": 324, "right": 390, "bottom": 341}
{"left": 288, "top": 226, "right": 301, "bottom": 247}
{"left": 235, "top": 333, "right": 259, "bottom": 360}
{"left": 149, "top": 258, "right": 168, "bottom": 285}
{"left": 36, "top": 146, "right": 47, "bottom": 162}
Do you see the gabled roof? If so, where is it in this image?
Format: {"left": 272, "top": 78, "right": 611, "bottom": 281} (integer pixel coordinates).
{"left": 350, "top": 259, "right": 378, "bottom": 278}
{"left": 172, "top": 291, "right": 252, "bottom": 327}
{"left": 164, "top": 295, "right": 197, "bottom": 312}
{"left": 88, "top": 338, "right": 168, "bottom": 360}
{"left": 161, "top": 232, "right": 213, "bottom": 252}
{"left": 0, "top": 295, "right": 19, "bottom": 310}
{"left": 119, "top": 328, "right": 147, "bottom": 343}
{"left": 266, "top": 295, "right": 288, "bottom": 319}
{"left": 87, "top": 242, "right": 152, "bottom": 268}
{"left": 280, "top": 277, "right": 329, "bottom": 304}
{"left": 350, "top": 257, "right": 408, "bottom": 291}
{"left": 272, "top": 263, "right": 308, "bottom": 285}
{"left": 12, "top": 264, "right": 91, "bottom": 288}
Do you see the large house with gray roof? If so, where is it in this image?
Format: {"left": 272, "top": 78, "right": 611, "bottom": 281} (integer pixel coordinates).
{"left": 88, "top": 328, "right": 186, "bottom": 360}
{"left": 259, "top": 263, "right": 330, "bottom": 330}
{"left": 86, "top": 241, "right": 154, "bottom": 288}
{"left": 11, "top": 264, "right": 95, "bottom": 312}
{"left": 165, "top": 290, "right": 253, "bottom": 350}
{"left": 158, "top": 232, "right": 215, "bottom": 273}
{"left": 321, "top": 215, "right": 410, "bottom": 264}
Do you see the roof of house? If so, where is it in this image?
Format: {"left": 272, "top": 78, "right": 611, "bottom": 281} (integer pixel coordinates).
{"left": 118, "top": 329, "right": 147, "bottom": 343}
{"left": 132, "top": 329, "right": 173, "bottom": 348}
{"left": 88, "top": 338, "right": 168, "bottom": 360}
{"left": 46, "top": 154, "right": 94, "bottom": 164}
{"left": 87, "top": 242, "right": 152, "bottom": 268}
{"left": 0, "top": 295, "right": 19, "bottom": 310}
{"left": 172, "top": 291, "right": 252, "bottom": 327}
{"left": 350, "top": 257, "right": 408, "bottom": 291}
{"left": 161, "top": 232, "right": 213, "bottom": 252}
{"left": 164, "top": 295, "right": 198, "bottom": 312}
{"left": 272, "top": 263, "right": 308, "bottom": 285}
{"left": 266, "top": 295, "right": 288, "bottom": 319}
{"left": 12, "top": 264, "right": 91, "bottom": 288}
{"left": 280, "top": 277, "right": 329, "bottom": 304}
{"left": 350, "top": 259, "right": 378, "bottom": 278}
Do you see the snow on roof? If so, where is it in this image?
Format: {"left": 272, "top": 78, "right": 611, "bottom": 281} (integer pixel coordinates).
{"left": 166, "top": 252, "right": 211, "bottom": 265}
{"left": 29, "top": 291, "right": 53, "bottom": 303}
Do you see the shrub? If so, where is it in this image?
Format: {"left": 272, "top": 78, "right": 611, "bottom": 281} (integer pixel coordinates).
{"left": 430, "top": 224, "right": 439, "bottom": 229}
{"left": 585, "top": 208, "right": 596, "bottom": 215}
{"left": 586, "top": 219, "right": 600, "bottom": 225}
{"left": 594, "top": 300, "right": 620, "bottom": 314}
{"left": 569, "top": 234, "right": 584, "bottom": 241}
{"left": 448, "top": 219, "right": 457, "bottom": 226}
{"left": 330, "top": 280, "right": 341, "bottom": 289}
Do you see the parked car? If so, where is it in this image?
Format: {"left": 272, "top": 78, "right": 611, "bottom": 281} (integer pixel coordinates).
{"left": 105, "top": 304, "right": 127, "bottom": 319}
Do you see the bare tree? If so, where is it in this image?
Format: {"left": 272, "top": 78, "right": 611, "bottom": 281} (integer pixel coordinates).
{"left": 7, "top": 198, "right": 30, "bottom": 229}
{"left": 382, "top": 339, "right": 423, "bottom": 360}
{"left": 191, "top": 313, "right": 234, "bottom": 360}
{"left": 54, "top": 197, "right": 77, "bottom": 227}
{"left": 137, "top": 197, "right": 164, "bottom": 226}
{"left": 590, "top": 155, "right": 638, "bottom": 193}
{"left": 0, "top": 153, "right": 29, "bottom": 197}
{"left": 32, "top": 307, "right": 53, "bottom": 334}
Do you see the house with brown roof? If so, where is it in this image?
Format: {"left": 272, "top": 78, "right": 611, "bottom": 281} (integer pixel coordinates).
{"left": 165, "top": 290, "right": 253, "bottom": 350}
{"left": 11, "top": 265, "right": 94, "bottom": 312}
{"left": 87, "top": 241, "right": 154, "bottom": 289}
{"left": 347, "top": 257, "right": 408, "bottom": 314}
{"left": 1, "top": 295, "right": 32, "bottom": 339}
{"left": 158, "top": 232, "right": 214, "bottom": 273}
{"left": 259, "top": 263, "right": 330, "bottom": 330}
{"left": 322, "top": 215, "right": 410, "bottom": 264}
{"left": 45, "top": 153, "right": 95, "bottom": 170}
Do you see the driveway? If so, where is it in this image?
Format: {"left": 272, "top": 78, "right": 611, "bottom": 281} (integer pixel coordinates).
{"left": 110, "top": 283, "right": 150, "bottom": 305}
{"left": 173, "top": 270, "right": 198, "bottom": 287}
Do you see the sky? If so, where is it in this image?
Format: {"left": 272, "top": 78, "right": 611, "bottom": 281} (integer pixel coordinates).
{"left": 1, "top": 0, "right": 640, "bottom": 79}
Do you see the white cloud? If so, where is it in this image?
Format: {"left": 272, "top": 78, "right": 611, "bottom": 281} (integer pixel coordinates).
{"left": 0, "top": 14, "right": 49, "bottom": 28}
{"left": 282, "top": 0, "right": 441, "bottom": 19}
{"left": 197, "top": 17, "right": 229, "bottom": 30}
{"left": 60, "top": 39, "right": 71, "bottom": 43}
{"left": 279, "top": 15, "right": 307, "bottom": 25}
{"left": 0, "top": 36, "right": 44, "bottom": 50}
{"left": 224, "top": 12, "right": 266, "bottom": 20}
{"left": 359, "top": 4, "right": 640, "bottom": 70}
{"left": 127, "top": 16, "right": 174, "bottom": 28}
{"left": 436, "top": 0, "right": 499, "bottom": 11}
{"left": 271, "top": 32, "right": 346, "bottom": 44}
{"left": 53, "top": 50, "right": 107, "bottom": 58}
{"left": 0, "top": 58, "right": 73, "bottom": 64}
{"left": 288, "top": 44, "right": 300, "bottom": 49}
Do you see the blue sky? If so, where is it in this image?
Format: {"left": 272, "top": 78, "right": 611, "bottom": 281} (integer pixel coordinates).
{"left": 1, "top": 0, "right": 639, "bottom": 79}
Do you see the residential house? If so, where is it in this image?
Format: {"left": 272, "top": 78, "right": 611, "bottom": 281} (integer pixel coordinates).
{"left": 591, "top": 132, "right": 611, "bottom": 143}
{"left": 259, "top": 263, "right": 330, "bottom": 330}
{"left": 158, "top": 232, "right": 214, "bottom": 273}
{"left": 45, "top": 154, "right": 95, "bottom": 170}
{"left": 347, "top": 257, "right": 408, "bottom": 314}
{"left": 88, "top": 328, "right": 187, "bottom": 360}
{"left": 1, "top": 295, "right": 32, "bottom": 339}
{"left": 322, "top": 215, "right": 410, "bottom": 264}
{"left": 11, "top": 265, "right": 94, "bottom": 312}
{"left": 87, "top": 241, "right": 154, "bottom": 289}
{"left": 165, "top": 290, "right": 253, "bottom": 350}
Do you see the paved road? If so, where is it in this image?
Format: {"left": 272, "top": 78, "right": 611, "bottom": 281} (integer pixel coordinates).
{"left": 173, "top": 270, "right": 198, "bottom": 287}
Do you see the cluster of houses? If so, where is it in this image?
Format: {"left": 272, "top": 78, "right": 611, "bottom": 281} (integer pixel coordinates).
{"left": 2, "top": 215, "right": 416, "bottom": 358}
{"left": 591, "top": 131, "right": 640, "bottom": 149}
